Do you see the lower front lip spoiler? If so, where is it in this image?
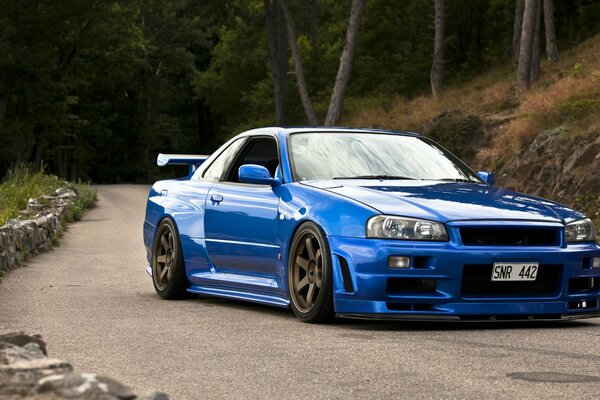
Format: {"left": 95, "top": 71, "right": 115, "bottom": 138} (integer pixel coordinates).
{"left": 336, "top": 311, "right": 600, "bottom": 322}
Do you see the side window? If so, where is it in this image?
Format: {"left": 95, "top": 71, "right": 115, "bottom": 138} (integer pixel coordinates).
{"left": 203, "top": 139, "right": 245, "bottom": 181}
{"left": 225, "top": 138, "right": 280, "bottom": 183}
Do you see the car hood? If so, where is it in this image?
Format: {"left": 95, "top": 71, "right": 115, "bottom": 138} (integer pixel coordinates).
{"left": 303, "top": 180, "right": 584, "bottom": 224}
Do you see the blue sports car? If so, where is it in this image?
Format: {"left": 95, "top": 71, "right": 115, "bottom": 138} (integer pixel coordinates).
{"left": 143, "top": 127, "right": 600, "bottom": 322}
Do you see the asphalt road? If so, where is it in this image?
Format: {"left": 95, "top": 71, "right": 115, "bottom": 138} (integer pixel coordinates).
{"left": 2, "top": 184, "right": 600, "bottom": 399}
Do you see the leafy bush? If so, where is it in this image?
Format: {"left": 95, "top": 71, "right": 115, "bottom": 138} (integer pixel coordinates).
{"left": 557, "top": 95, "right": 600, "bottom": 123}
{"left": 424, "top": 110, "right": 485, "bottom": 162}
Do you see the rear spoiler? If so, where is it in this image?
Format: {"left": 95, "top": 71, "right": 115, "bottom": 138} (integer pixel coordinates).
{"left": 157, "top": 153, "right": 209, "bottom": 174}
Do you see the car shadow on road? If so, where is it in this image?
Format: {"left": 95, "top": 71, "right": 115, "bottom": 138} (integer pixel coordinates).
{"left": 178, "top": 294, "right": 597, "bottom": 331}
{"left": 333, "top": 318, "right": 595, "bottom": 332}
{"left": 190, "top": 295, "right": 297, "bottom": 319}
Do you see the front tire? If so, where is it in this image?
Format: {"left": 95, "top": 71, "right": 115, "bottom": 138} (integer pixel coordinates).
{"left": 288, "top": 222, "right": 335, "bottom": 323}
{"left": 152, "top": 218, "right": 187, "bottom": 299}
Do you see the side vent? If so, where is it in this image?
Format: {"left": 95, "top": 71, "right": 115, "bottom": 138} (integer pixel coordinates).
{"left": 337, "top": 255, "right": 355, "bottom": 293}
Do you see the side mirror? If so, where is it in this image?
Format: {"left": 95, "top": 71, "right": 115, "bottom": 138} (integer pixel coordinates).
{"left": 477, "top": 171, "right": 495, "bottom": 186}
{"left": 238, "top": 164, "right": 281, "bottom": 186}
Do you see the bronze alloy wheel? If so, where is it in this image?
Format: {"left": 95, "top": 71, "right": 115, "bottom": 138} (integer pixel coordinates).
{"left": 152, "top": 219, "right": 187, "bottom": 299}
{"left": 153, "top": 224, "right": 175, "bottom": 290}
{"left": 288, "top": 222, "right": 334, "bottom": 322}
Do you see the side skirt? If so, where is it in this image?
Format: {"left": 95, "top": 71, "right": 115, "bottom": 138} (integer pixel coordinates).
{"left": 187, "top": 285, "right": 290, "bottom": 309}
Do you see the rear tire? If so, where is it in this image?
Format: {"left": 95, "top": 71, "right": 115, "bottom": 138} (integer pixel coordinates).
{"left": 288, "top": 222, "right": 335, "bottom": 323}
{"left": 151, "top": 219, "right": 188, "bottom": 299}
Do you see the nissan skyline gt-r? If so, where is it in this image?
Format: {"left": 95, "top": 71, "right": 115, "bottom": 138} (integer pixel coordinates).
{"left": 143, "top": 127, "right": 600, "bottom": 323}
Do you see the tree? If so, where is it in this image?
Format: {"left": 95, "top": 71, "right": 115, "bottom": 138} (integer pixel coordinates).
{"left": 530, "top": 0, "right": 542, "bottom": 83}
{"left": 278, "top": 0, "right": 319, "bottom": 125}
{"left": 324, "top": 0, "right": 365, "bottom": 126}
{"left": 543, "top": 0, "right": 559, "bottom": 62}
{"left": 310, "top": 0, "right": 318, "bottom": 61}
{"left": 265, "top": 0, "right": 288, "bottom": 125}
{"left": 516, "top": 0, "right": 539, "bottom": 96}
{"left": 512, "top": 0, "right": 525, "bottom": 65}
{"left": 0, "top": 95, "right": 6, "bottom": 123}
{"left": 430, "top": 0, "right": 445, "bottom": 98}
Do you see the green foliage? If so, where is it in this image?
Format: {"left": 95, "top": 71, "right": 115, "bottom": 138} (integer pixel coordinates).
{"left": 67, "top": 183, "right": 97, "bottom": 222}
{"left": 52, "top": 235, "right": 61, "bottom": 248}
{"left": 1, "top": 0, "right": 600, "bottom": 183}
{"left": 0, "top": 0, "right": 225, "bottom": 182}
{"left": 195, "top": 1, "right": 271, "bottom": 136}
{"left": 0, "top": 163, "right": 97, "bottom": 225}
{"left": 0, "top": 164, "right": 64, "bottom": 224}
{"left": 557, "top": 96, "right": 600, "bottom": 122}
{"left": 573, "top": 62, "right": 585, "bottom": 78}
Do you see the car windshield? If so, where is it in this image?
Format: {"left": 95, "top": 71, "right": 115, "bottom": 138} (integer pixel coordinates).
{"left": 289, "top": 132, "right": 482, "bottom": 182}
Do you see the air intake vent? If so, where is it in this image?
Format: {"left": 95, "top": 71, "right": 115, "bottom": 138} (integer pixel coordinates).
{"left": 460, "top": 227, "right": 560, "bottom": 246}
{"left": 337, "top": 255, "right": 354, "bottom": 293}
{"left": 387, "top": 278, "right": 437, "bottom": 295}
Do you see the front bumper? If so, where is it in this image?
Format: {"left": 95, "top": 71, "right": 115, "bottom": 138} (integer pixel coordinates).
{"left": 329, "top": 235, "right": 600, "bottom": 320}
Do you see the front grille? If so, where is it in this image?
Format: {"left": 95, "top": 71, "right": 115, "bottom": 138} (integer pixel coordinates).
{"left": 459, "top": 227, "right": 560, "bottom": 246}
{"left": 461, "top": 264, "right": 562, "bottom": 297}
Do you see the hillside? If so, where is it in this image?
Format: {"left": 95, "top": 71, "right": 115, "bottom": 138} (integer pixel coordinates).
{"left": 347, "top": 34, "right": 600, "bottom": 230}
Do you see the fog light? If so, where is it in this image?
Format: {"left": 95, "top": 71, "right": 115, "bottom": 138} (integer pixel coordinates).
{"left": 389, "top": 256, "right": 410, "bottom": 268}
{"left": 593, "top": 257, "right": 600, "bottom": 269}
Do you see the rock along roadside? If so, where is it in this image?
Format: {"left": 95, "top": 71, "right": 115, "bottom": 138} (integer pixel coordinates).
{"left": 0, "top": 332, "right": 169, "bottom": 400}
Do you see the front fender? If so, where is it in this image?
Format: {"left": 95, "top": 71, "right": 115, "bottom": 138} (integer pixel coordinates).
{"left": 276, "top": 182, "right": 378, "bottom": 251}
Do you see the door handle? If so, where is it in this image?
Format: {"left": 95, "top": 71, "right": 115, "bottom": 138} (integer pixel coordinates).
{"left": 210, "top": 194, "right": 224, "bottom": 204}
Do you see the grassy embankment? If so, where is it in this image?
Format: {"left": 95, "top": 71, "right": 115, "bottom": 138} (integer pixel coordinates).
{"left": 346, "top": 34, "right": 600, "bottom": 156}
{"left": 0, "top": 165, "right": 96, "bottom": 280}
{"left": 0, "top": 164, "right": 97, "bottom": 227}
{"left": 0, "top": 164, "right": 96, "bottom": 282}
{"left": 344, "top": 34, "right": 600, "bottom": 231}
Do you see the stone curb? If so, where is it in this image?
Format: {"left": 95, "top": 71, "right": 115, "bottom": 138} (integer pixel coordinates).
{"left": 0, "top": 188, "right": 77, "bottom": 274}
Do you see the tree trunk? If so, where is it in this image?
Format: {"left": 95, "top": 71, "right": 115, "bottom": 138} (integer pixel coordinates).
{"left": 0, "top": 94, "right": 7, "bottom": 123}
{"left": 530, "top": 0, "right": 541, "bottom": 83}
{"left": 511, "top": 0, "right": 525, "bottom": 65}
{"left": 196, "top": 100, "right": 214, "bottom": 151}
{"left": 324, "top": 0, "right": 365, "bottom": 126}
{"left": 275, "top": 3, "right": 288, "bottom": 115}
{"left": 278, "top": 0, "right": 319, "bottom": 125}
{"left": 516, "top": 0, "right": 538, "bottom": 96}
{"left": 265, "top": 0, "right": 288, "bottom": 125}
{"left": 310, "top": 0, "right": 318, "bottom": 60}
{"left": 543, "top": 0, "right": 559, "bottom": 62}
{"left": 430, "top": 0, "right": 445, "bottom": 98}
{"left": 33, "top": 125, "right": 46, "bottom": 170}
{"left": 566, "top": 0, "right": 577, "bottom": 45}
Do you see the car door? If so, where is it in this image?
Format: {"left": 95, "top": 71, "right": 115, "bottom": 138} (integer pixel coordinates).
{"left": 203, "top": 136, "right": 281, "bottom": 277}
{"left": 179, "top": 137, "right": 247, "bottom": 277}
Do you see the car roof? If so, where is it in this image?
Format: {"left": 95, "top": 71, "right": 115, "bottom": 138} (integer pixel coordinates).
{"left": 237, "top": 126, "right": 422, "bottom": 138}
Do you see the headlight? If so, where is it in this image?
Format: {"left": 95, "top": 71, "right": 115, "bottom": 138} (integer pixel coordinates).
{"left": 366, "top": 216, "right": 448, "bottom": 241}
{"left": 565, "top": 218, "right": 597, "bottom": 242}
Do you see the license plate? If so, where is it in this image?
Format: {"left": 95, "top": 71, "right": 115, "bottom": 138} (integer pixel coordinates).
{"left": 491, "top": 262, "right": 539, "bottom": 281}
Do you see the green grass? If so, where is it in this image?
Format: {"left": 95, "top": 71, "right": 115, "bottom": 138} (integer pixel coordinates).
{"left": 0, "top": 163, "right": 97, "bottom": 226}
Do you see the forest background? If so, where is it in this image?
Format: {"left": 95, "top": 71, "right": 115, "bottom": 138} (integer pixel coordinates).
{"left": 1, "top": 0, "right": 599, "bottom": 184}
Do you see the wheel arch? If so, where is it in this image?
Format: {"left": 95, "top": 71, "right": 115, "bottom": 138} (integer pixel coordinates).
{"left": 151, "top": 214, "right": 186, "bottom": 266}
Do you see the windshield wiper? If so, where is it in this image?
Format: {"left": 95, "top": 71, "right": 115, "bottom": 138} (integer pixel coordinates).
{"left": 436, "top": 178, "right": 479, "bottom": 183}
{"left": 333, "top": 175, "right": 416, "bottom": 180}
